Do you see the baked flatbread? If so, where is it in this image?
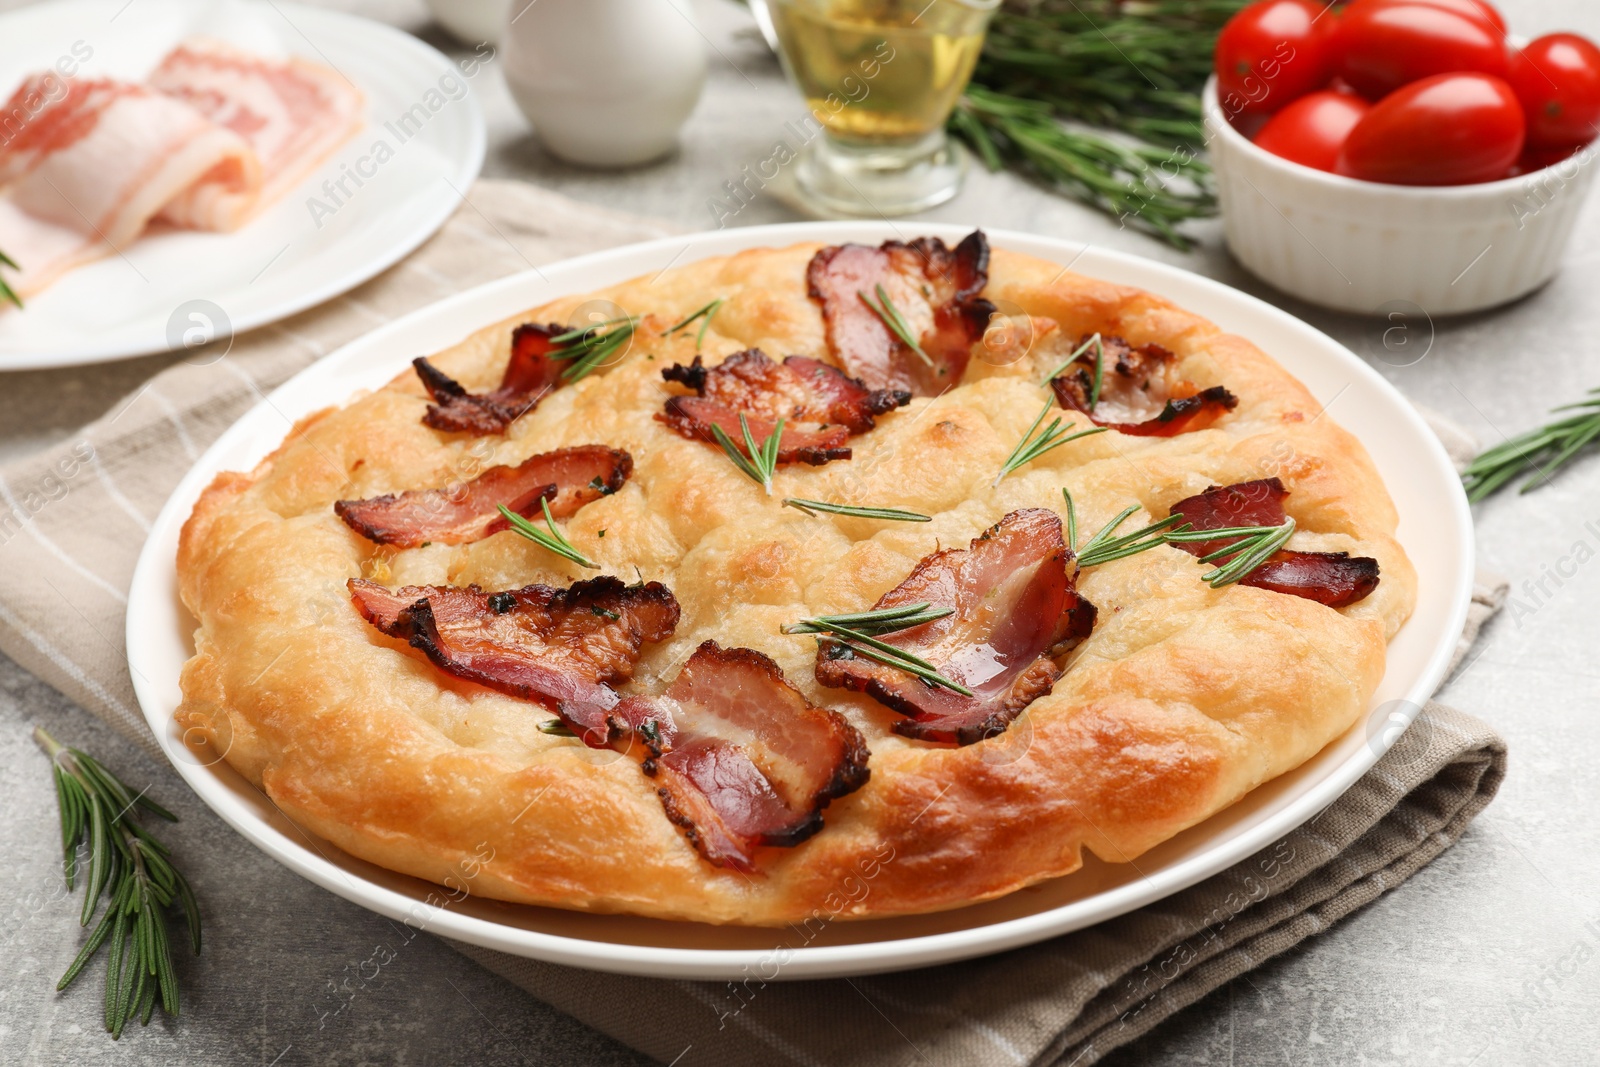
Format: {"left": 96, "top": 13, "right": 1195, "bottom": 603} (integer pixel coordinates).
{"left": 176, "top": 237, "right": 1415, "bottom": 924}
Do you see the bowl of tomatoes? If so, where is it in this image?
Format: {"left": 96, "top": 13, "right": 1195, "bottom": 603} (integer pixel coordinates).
{"left": 1204, "top": 0, "right": 1599, "bottom": 315}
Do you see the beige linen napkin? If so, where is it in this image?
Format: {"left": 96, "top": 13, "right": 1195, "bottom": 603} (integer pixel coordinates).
{"left": 0, "top": 180, "right": 1508, "bottom": 1066}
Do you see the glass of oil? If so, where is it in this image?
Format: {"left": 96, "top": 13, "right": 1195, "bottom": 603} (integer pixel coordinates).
{"left": 749, "top": 0, "right": 999, "bottom": 216}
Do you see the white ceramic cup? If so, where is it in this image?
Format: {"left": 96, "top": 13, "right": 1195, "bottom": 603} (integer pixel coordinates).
{"left": 1203, "top": 76, "right": 1598, "bottom": 316}
{"left": 500, "top": 0, "right": 707, "bottom": 168}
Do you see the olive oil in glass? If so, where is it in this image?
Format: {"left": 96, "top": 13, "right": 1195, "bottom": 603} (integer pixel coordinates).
{"left": 752, "top": 0, "right": 998, "bottom": 214}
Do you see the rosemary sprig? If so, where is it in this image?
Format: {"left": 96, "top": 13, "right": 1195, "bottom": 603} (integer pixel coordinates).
{"left": 497, "top": 499, "right": 597, "bottom": 569}
{"left": 35, "top": 727, "right": 200, "bottom": 1039}
{"left": 951, "top": 87, "right": 1217, "bottom": 251}
{"left": 994, "top": 398, "right": 1107, "bottom": 486}
{"left": 549, "top": 316, "right": 638, "bottom": 382}
{"left": 1198, "top": 519, "right": 1295, "bottom": 587}
{"left": 1061, "top": 488, "right": 1290, "bottom": 578}
{"left": 1461, "top": 388, "right": 1600, "bottom": 501}
{"left": 858, "top": 285, "right": 933, "bottom": 367}
{"left": 0, "top": 248, "right": 20, "bottom": 309}
{"left": 783, "top": 498, "right": 931, "bottom": 522}
{"left": 784, "top": 605, "right": 971, "bottom": 695}
{"left": 711, "top": 414, "right": 784, "bottom": 494}
{"left": 662, "top": 298, "right": 723, "bottom": 351}
{"left": 538, "top": 719, "right": 577, "bottom": 737}
{"left": 1041, "top": 332, "right": 1103, "bottom": 389}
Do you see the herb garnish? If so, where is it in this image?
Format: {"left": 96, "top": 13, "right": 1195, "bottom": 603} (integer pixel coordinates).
{"left": 662, "top": 298, "right": 724, "bottom": 351}
{"left": 858, "top": 285, "right": 933, "bottom": 367}
{"left": 1062, "top": 487, "right": 1293, "bottom": 583}
{"left": 0, "top": 248, "right": 20, "bottom": 309}
{"left": 711, "top": 414, "right": 784, "bottom": 494}
{"left": 784, "top": 604, "right": 971, "bottom": 695}
{"left": 538, "top": 720, "right": 576, "bottom": 737}
{"left": 994, "top": 398, "right": 1107, "bottom": 486}
{"left": 497, "top": 500, "right": 598, "bottom": 569}
{"left": 1461, "top": 387, "right": 1600, "bottom": 501}
{"left": 35, "top": 727, "right": 201, "bottom": 1039}
{"left": 783, "top": 498, "right": 932, "bottom": 522}
{"left": 549, "top": 316, "right": 638, "bottom": 382}
{"left": 1041, "top": 331, "right": 1104, "bottom": 389}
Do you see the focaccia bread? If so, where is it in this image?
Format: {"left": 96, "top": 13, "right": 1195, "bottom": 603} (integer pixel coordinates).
{"left": 175, "top": 236, "right": 1416, "bottom": 925}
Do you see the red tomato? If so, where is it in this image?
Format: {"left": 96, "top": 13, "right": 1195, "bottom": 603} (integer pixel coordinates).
{"left": 1507, "top": 34, "right": 1600, "bottom": 150}
{"left": 1253, "top": 90, "right": 1372, "bottom": 170}
{"left": 1342, "top": 0, "right": 1506, "bottom": 35}
{"left": 1215, "top": 0, "right": 1333, "bottom": 116}
{"left": 1509, "top": 144, "right": 1583, "bottom": 176}
{"left": 1337, "top": 73, "right": 1524, "bottom": 184}
{"left": 1333, "top": 2, "right": 1509, "bottom": 100}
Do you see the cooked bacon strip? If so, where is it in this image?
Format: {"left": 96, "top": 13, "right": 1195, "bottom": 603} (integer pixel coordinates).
{"left": 334, "top": 446, "right": 630, "bottom": 547}
{"left": 1050, "top": 334, "right": 1238, "bottom": 437}
{"left": 0, "top": 77, "right": 261, "bottom": 299}
{"left": 807, "top": 231, "right": 995, "bottom": 396}
{"left": 659, "top": 349, "right": 909, "bottom": 465}
{"left": 1168, "top": 479, "right": 1380, "bottom": 607}
{"left": 561, "top": 642, "right": 870, "bottom": 871}
{"left": 813, "top": 508, "right": 1096, "bottom": 745}
{"left": 148, "top": 38, "right": 364, "bottom": 220}
{"left": 414, "top": 322, "right": 569, "bottom": 435}
{"left": 348, "top": 576, "right": 679, "bottom": 708}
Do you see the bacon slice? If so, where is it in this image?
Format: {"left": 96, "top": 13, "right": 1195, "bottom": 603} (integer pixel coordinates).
{"left": 349, "top": 576, "right": 680, "bottom": 708}
{"left": 659, "top": 349, "right": 908, "bottom": 465}
{"left": 0, "top": 76, "right": 261, "bottom": 299}
{"left": 807, "top": 231, "right": 995, "bottom": 396}
{"left": 1168, "top": 479, "right": 1380, "bottom": 607}
{"left": 1050, "top": 335, "right": 1238, "bottom": 437}
{"left": 414, "top": 322, "right": 569, "bottom": 435}
{"left": 148, "top": 38, "right": 364, "bottom": 221}
{"left": 561, "top": 642, "right": 870, "bottom": 871}
{"left": 334, "top": 446, "right": 631, "bottom": 547}
{"left": 813, "top": 508, "right": 1096, "bottom": 745}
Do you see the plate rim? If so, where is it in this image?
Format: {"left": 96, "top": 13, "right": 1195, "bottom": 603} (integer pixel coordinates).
{"left": 0, "top": 0, "right": 487, "bottom": 370}
{"left": 126, "top": 221, "right": 1475, "bottom": 979}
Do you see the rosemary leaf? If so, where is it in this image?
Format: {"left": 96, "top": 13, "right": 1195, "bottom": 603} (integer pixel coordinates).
{"left": 858, "top": 285, "right": 934, "bottom": 367}
{"left": 785, "top": 606, "right": 970, "bottom": 695}
{"left": 783, "top": 498, "right": 931, "bottom": 522}
{"left": 549, "top": 317, "right": 638, "bottom": 382}
{"left": 1041, "top": 332, "right": 1102, "bottom": 386}
{"left": 497, "top": 501, "right": 598, "bottom": 569}
{"left": 1201, "top": 519, "right": 1296, "bottom": 587}
{"left": 662, "top": 298, "right": 724, "bottom": 350}
{"left": 710, "top": 414, "right": 784, "bottom": 494}
{"left": 994, "top": 398, "right": 1107, "bottom": 486}
{"left": 0, "top": 247, "right": 19, "bottom": 309}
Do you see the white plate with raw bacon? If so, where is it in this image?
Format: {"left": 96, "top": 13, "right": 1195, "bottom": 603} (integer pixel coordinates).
{"left": 126, "top": 222, "right": 1472, "bottom": 979}
{"left": 0, "top": 0, "right": 484, "bottom": 369}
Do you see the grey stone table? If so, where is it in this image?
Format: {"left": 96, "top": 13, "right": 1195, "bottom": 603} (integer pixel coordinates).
{"left": 3, "top": 1, "right": 1599, "bottom": 1063}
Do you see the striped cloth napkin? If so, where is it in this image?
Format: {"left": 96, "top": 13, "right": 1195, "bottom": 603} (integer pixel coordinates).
{"left": 0, "top": 179, "right": 1508, "bottom": 1066}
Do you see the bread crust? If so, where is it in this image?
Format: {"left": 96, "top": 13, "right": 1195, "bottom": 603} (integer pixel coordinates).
{"left": 175, "top": 242, "right": 1416, "bottom": 925}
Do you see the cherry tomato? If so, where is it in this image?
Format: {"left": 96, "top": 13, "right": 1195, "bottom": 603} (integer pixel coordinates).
{"left": 1507, "top": 34, "right": 1600, "bottom": 150}
{"left": 1337, "top": 73, "right": 1524, "bottom": 184}
{"left": 1333, "top": 2, "right": 1508, "bottom": 100}
{"left": 1253, "top": 90, "right": 1371, "bottom": 171}
{"left": 1509, "top": 144, "right": 1583, "bottom": 176}
{"left": 1215, "top": 0, "right": 1333, "bottom": 116}
{"left": 1342, "top": 0, "right": 1506, "bottom": 35}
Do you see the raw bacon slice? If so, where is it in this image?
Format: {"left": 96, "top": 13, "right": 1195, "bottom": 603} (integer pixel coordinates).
{"left": 813, "top": 508, "right": 1097, "bottom": 745}
{"left": 1050, "top": 334, "right": 1238, "bottom": 437}
{"left": 561, "top": 642, "right": 871, "bottom": 872}
{"left": 334, "top": 446, "right": 631, "bottom": 547}
{"left": 0, "top": 77, "right": 261, "bottom": 298}
{"left": 414, "top": 322, "right": 569, "bottom": 435}
{"left": 659, "top": 349, "right": 909, "bottom": 466}
{"left": 148, "top": 38, "right": 363, "bottom": 220}
{"left": 807, "top": 231, "right": 995, "bottom": 396}
{"left": 1168, "top": 479, "right": 1380, "bottom": 608}
{"left": 348, "top": 576, "right": 680, "bottom": 708}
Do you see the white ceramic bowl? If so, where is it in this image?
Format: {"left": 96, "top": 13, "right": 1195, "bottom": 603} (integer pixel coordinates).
{"left": 1203, "top": 76, "right": 1598, "bottom": 316}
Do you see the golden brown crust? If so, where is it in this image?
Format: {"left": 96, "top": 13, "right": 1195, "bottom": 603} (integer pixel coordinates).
{"left": 175, "top": 241, "right": 1416, "bottom": 925}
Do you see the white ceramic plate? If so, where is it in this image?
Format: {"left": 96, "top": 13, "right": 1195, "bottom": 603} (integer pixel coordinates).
{"left": 126, "top": 223, "right": 1474, "bottom": 980}
{"left": 0, "top": 0, "right": 485, "bottom": 369}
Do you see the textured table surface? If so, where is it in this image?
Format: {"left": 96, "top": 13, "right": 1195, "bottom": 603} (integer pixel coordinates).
{"left": 3, "top": 1, "right": 1598, "bottom": 1064}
